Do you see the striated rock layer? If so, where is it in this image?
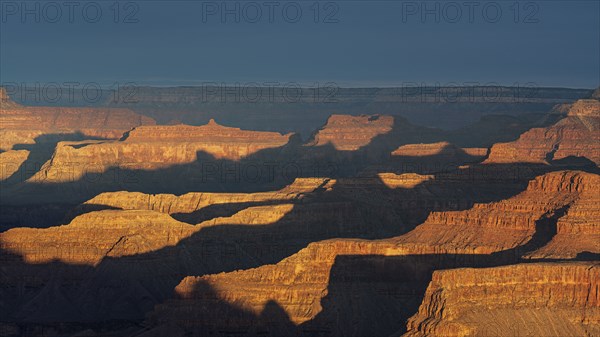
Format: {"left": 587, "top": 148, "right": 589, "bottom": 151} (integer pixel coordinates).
{"left": 142, "top": 170, "right": 599, "bottom": 336}
{"left": 0, "top": 104, "right": 155, "bottom": 151}
{"left": 24, "top": 120, "right": 293, "bottom": 184}
{"left": 403, "top": 263, "right": 600, "bottom": 337}
{"left": 486, "top": 99, "right": 600, "bottom": 165}
{"left": 389, "top": 142, "right": 487, "bottom": 173}
{"left": 71, "top": 178, "right": 332, "bottom": 221}
{"left": 391, "top": 142, "right": 487, "bottom": 159}
{"left": 306, "top": 114, "right": 395, "bottom": 151}
{"left": 0, "top": 210, "right": 196, "bottom": 265}
{"left": 392, "top": 170, "right": 599, "bottom": 256}
{"left": 524, "top": 174, "right": 600, "bottom": 259}
{"left": 0, "top": 175, "right": 414, "bottom": 324}
{"left": 0, "top": 150, "right": 29, "bottom": 180}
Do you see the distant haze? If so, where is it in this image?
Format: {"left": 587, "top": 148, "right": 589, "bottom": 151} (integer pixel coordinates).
{"left": 1, "top": 1, "right": 598, "bottom": 88}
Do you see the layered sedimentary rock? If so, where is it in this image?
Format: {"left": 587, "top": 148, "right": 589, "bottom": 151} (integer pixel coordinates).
{"left": 307, "top": 114, "right": 395, "bottom": 150}
{"left": 0, "top": 87, "right": 21, "bottom": 109}
{"left": 0, "top": 150, "right": 29, "bottom": 180}
{"left": 392, "top": 171, "right": 598, "bottom": 255}
{"left": 0, "top": 88, "right": 155, "bottom": 171}
{"left": 146, "top": 239, "right": 396, "bottom": 336}
{"left": 21, "top": 120, "right": 293, "bottom": 192}
{"left": 525, "top": 173, "right": 600, "bottom": 259}
{"left": 0, "top": 104, "right": 155, "bottom": 151}
{"left": 0, "top": 175, "right": 412, "bottom": 324}
{"left": 73, "top": 178, "right": 332, "bottom": 220}
{"left": 0, "top": 106, "right": 154, "bottom": 132}
{"left": 392, "top": 142, "right": 486, "bottom": 159}
{"left": 142, "top": 170, "right": 598, "bottom": 336}
{"left": 403, "top": 263, "right": 600, "bottom": 337}
{"left": 124, "top": 120, "right": 290, "bottom": 144}
{"left": 486, "top": 99, "right": 600, "bottom": 165}
{"left": 390, "top": 142, "right": 487, "bottom": 172}
{"left": 0, "top": 209, "right": 195, "bottom": 265}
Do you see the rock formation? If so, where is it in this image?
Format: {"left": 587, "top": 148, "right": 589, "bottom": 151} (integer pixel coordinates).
{"left": 139, "top": 170, "right": 599, "bottom": 336}
{"left": 391, "top": 142, "right": 487, "bottom": 159}
{"left": 306, "top": 114, "right": 395, "bottom": 151}
{"left": 27, "top": 120, "right": 292, "bottom": 182}
{"left": 73, "top": 178, "right": 331, "bottom": 219}
{"left": 390, "top": 142, "right": 487, "bottom": 173}
{"left": 403, "top": 263, "right": 600, "bottom": 337}
{"left": 524, "top": 171, "right": 600, "bottom": 259}
{"left": 0, "top": 89, "right": 155, "bottom": 151}
{"left": 1, "top": 209, "right": 196, "bottom": 265}
{"left": 486, "top": 99, "right": 600, "bottom": 165}
{"left": 0, "top": 87, "right": 21, "bottom": 109}
{"left": 0, "top": 84, "right": 598, "bottom": 337}
{"left": 392, "top": 170, "right": 598, "bottom": 256}
{"left": 0, "top": 150, "right": 29, "bottom": 180}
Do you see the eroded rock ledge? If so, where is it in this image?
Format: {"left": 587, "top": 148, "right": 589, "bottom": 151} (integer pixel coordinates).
{"left": 403, "top": 262, "right": 600, "bottom": 337}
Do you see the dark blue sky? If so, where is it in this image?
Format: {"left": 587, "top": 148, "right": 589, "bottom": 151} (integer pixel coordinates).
{"left": 1, "top": 0, "right": 599, "bottom": 88}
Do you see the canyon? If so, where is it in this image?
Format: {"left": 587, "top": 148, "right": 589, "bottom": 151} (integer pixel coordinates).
{"left": 0, "top": 87, "right": 598, "bottom": 337}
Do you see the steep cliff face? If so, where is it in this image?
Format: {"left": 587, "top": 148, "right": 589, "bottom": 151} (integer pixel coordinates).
{"left": 0, "top": 87, "right": 21, "bottom": 109}
{"left": 25, "top": 120, "right": 293, "bottom": 185}
{"left": 147, "top": 239, "right": 396, "bottom": 336}
{"left": 124, "top": 119, "right": 291, "bottom": 144}
{"left": 525, "top": 172, "right": 600, "bottom": 259}
{"left": 0, "top": 175, "right": 412, "bottom": 324}
{"left": 486, "top": 99, "right": 600, "bottom": 165}
{"left": 0, "top": 210, "right": 196, "bottom": 265}
{"left": 390, "top": 142, "right": 487, "bottom": 171}
{"left": 393, "top": 171, "right": 598, "bottom": 256}
{"left": 0, "top": 106, "right": 155, "bottom": 131}
{"left": 140, "top": 171, "right": 598, "bottom": 336}
{"left": 307, "top": 114, "right": 395, "bottom": 150}
{"left": 0, "top": 150, "right": 29, "bottom": 180}
{"left": 75, "top": 178, "right": 331, "bottom": 217}
{"left": 403, "top": 263, "right": 600, "bottom": 337}
{"left": 0, "top": 97, "right": 155, "bottom": 150}
{"left": 391, "top": 142, "right": 486, "bottom": 159}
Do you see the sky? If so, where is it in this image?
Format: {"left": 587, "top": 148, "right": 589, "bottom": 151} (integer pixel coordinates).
{"left": 1, "top": 0, "right": 599, "bottom": 88}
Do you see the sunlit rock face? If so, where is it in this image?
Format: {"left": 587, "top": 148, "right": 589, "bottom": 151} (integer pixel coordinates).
{"left": 390, "top": 142, "right": 488, "bottom": 172}
{"left": 0, "top": 175, "right": 409, "bottom": 324}
{"left": 145, "top": 239, "right": 396, "bottom": 336}
{"left": 393, "top": 170, "right": 599, "bottom": 256}
{"left": 24, "top": 120, "right": 293, "bottom": 183}
{"left": 486, "top": 99, "right": 600, "bottom": 165}
{"left": 0, "top": 92, "right": 155, "bottom": 151}
{"left": 0, "top": 209, "right": 197, "bottom": 265}
{"left": 524, "top": 171, "right": 600, "bottom": 259}
{"left": 138, "top": 170, "right": 599, "bottom": 337}
{"left": 1, "top": 83, "right": 599, "bottom": 337}
{"left": 0, "top": 150, "right": 29, "bottom": 180}
{"left": 307, "top": 114, "right": 395, "bottom": 151}
{"left": 74, "top": 177, "right": 330, "bottom": 216}
{"left": 391, "top": 142, "right": 487, "bottom": 159}
{"left": 403, "top": 263, "right": 600, "bottom": 337}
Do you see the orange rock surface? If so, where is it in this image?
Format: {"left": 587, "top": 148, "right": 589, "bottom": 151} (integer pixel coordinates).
{"left": 403, "top": 263, "right": 600, "bottom": 337}
{"left": 486, "top": 99, "right": 600, "bottom": 165}
{"left": 0, "top": 89, "right": 155, "bottom": 151}
{"left": 0, "top": 210, "right": 195, "bottom": 265}
{"left": 307, "top": 114, "right": 394, "bottom": 150}
{"left": 392, "top": 142, "right": 486, "bottom": 159}
{"left": 141, "top": 170, "right": 599, "bottom": 336}
{"left": 76, "top": 178, "right": 331, "bottom": 217}
{"left": 393, "top": 171, "right": 599, "bottom": 255}
{"left": 24, "top": 120, "right": 293, "bottom": 185}
{"left": 0, "top": 150, "right": 29, "bottom": 180}
{"left": 1, "top": 85, "right": 599, "bottom": 337}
